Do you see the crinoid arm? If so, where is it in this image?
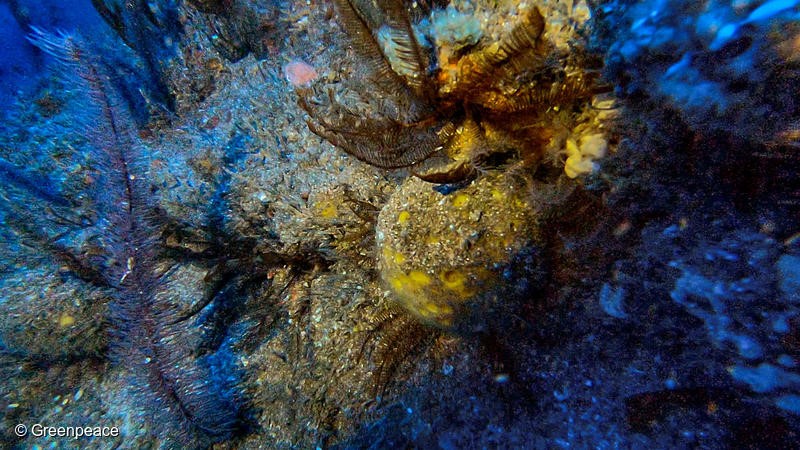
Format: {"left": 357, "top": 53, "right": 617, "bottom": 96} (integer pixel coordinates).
{"left": 298, "top": 0, "right": 450, "bottom": 170}
{"left": 302, "top": 108, "right": 446, "bottom": 169}
{"left": 333, "top": 0, "right": 422, "bottom": 101}
{"left": 331, "top": 0, "right": 438, "bottom": 123}
{"left": 298, "top": 80, "right": 446, "bottom": 169}
{"left": 379, "top": 0, "right": 436, "bottom": 98}
{"left": 411, "top": 119, "right": 487, "bottom": 183}
{"left": 27, "top": 28, "right": 243, "bottom": 446}
{"left": 411, "top": 153, "right": 476, "bottom": 184}
{"left": 442, "top": 7, "right": 546, "bottom": 104}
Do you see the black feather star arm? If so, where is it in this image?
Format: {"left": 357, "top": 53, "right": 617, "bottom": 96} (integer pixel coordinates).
{"left": 27, "top": 28, "right": 244, "bottom": 447}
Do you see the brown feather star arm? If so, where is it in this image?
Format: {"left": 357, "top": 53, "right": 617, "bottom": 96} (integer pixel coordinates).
{"left": 299, "top": 92, "right": 447, "bottom": 169}
{"left": 439, "top": 6, "right": 546, "bottom": 101}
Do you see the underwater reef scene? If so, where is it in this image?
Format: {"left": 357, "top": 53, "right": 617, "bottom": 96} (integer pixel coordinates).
{"left": 0, "top": 0, "right": 799, "bottom": 448}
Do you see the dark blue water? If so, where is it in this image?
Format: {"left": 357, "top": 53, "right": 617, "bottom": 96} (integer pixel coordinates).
{"left": 0, "top": 0, "right": 108, "bottom": 114}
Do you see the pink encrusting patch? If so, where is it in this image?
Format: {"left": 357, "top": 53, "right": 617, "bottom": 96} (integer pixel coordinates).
{"left": 284, "top": 60, "right": 318, "bottom": 87}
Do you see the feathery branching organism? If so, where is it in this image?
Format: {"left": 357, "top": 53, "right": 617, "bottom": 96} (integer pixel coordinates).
{"left": 299, "top": 0, "right": 606, "bottom": 183}
{"left": 21, "top": 29, "right": 244, "bottom": 447}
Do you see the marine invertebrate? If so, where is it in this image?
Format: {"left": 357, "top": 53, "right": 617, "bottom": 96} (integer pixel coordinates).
{"left": 354, "top": 304, "right": 440, "bottom": 395}
{"left": 296, "top": 0, "right": 613, "bottom": 331}
{"left": 564, "top": 133, "right": 609, "bottom": 178}
{"left": 298, "top": 0, "right": 606, "bottom": 182}
{"left": 284, "top": 60, "right": 319, "bottom": 87}
{"left": 376, "top": 172, "right": 547, "bottom": 332}
{"left": 23, "top": 29, "right": 245, "bottom": 446}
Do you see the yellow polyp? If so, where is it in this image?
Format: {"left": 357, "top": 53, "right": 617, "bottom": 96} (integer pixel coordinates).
{"left": 58, "top": 314, "right": 75, "bottom": 327}
{"left": 389, "top": 276, "right": 406, "bottom": 293}
{"left": 408, "top": 270, "right": 431, "bottom": 286}
{"left": 565, "top": 138, "right": 580, "bottom": 157}
{"left": 388, "top": 270, "right": 432, "bottom": 294}
{"left": 382, "top": 247, "right": 406, "bottom": 265}
{"left": 452, "top": 193, "right": 469, "bottom": 207}
{"left": 439, "top": 270, "right": 471, "bottom": 297}
{"left": 491, "top": 189, "right": 505, "bottom": 201}
{"left": 421, "top": 301, "right": 453, "bottom": 317}
{"left": 398, "top": 210, "right": 410, "bottom": 224}
{"left": 319, "top": 201, "right": 338, "bottom": 219}
{"left": 565, "top": 154, "right": 595, "bottom": 178}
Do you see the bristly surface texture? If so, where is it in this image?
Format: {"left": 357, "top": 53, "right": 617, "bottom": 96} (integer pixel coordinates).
{"left": 27, "top": 28, "right": 243, "bottom": 447}
{"left": 298, "top": 0, "right": 603, "bottom": 183}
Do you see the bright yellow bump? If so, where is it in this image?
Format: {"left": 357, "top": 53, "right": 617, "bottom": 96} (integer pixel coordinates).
{"left": 491, "top": 189, "right": 504, "bottom": 201}
{"left": 388, "top": 270, "right": 432, "bottom": 293}
{"left": 319, "top": 201, "right": 338, "bottom": 219}
{"left": 59, "top": 314, "right": 75, "bottom": 327}
{"left": 421, "top": 301, "right": 453, "bottom": 317}
{"left": 565, "top": 138, "right": 580, "bottom": 157}
{"left": 565, "top": 154, "right": 594, "bottom": 178}
{"left": 389, "top": 276, "right": 406, "bottom": 292}
{"left": 440, "top": 270, "right": 465, "bottom": 289}
{"left": 384, "top": 247, "right": 407, "bottom": 265}
{"left": 398, "top": 210, "right": 410, "bottom": 224}
{"left": 408, "top": 270, "right": 431, "bottom": 285}
{"left": 452, "top": 193, "right": 469, "bottom": 208}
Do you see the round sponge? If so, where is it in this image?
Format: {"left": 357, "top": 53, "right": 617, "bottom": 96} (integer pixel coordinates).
{"left": 376, "top": 172, "right": 546, "bottom": 333}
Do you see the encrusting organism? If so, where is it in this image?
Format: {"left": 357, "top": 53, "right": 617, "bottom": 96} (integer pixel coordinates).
{"left": 298, "top": 0, "right": 607, "bottom": 183}
{"left": 375, "top": 172, "right": 547, "bottom": 332}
